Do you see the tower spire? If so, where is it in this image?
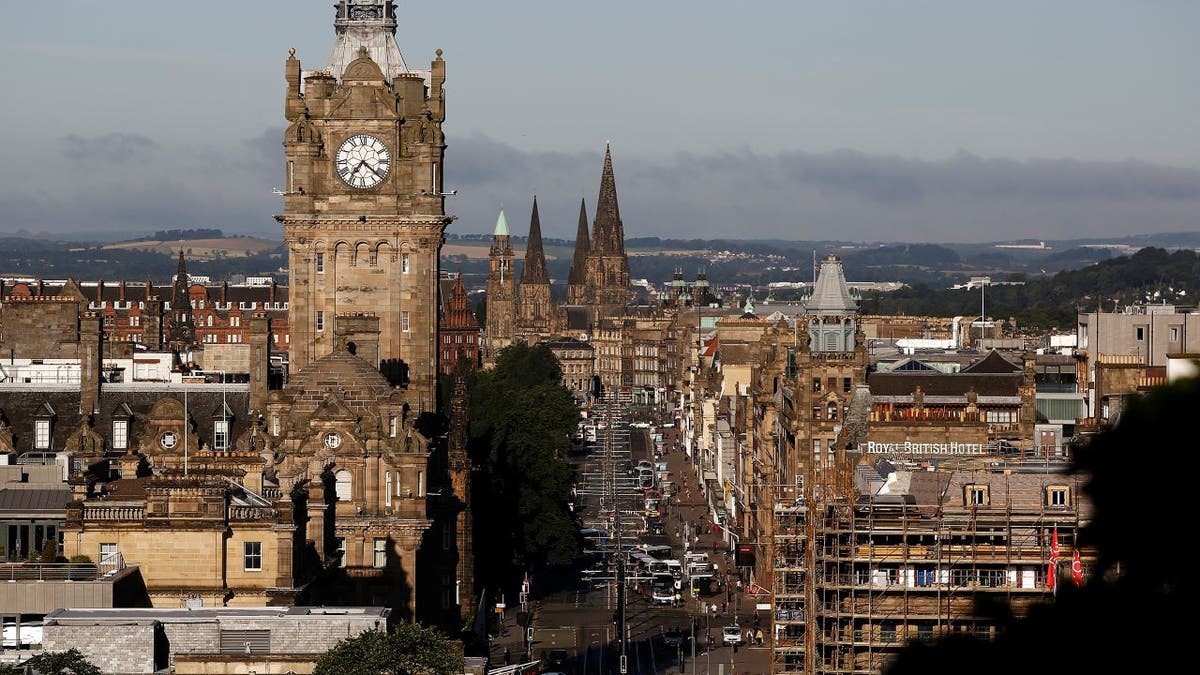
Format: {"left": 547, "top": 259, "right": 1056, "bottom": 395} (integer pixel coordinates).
{"left": 568, "top": 198, "right": 590, "bottom": 287}
{"left": 591, "top": 144, "right": 625, "bottom": 256}
{"left": 521, "top": 197, "right": 549, "bottom": 285}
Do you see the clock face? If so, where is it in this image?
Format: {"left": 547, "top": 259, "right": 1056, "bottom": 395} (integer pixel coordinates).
{"left": 335, "top": 134, "right": 391, "bottom": 189}
{"left": 324, "top": 432, "right": 343, "bottom": 449}
{"left": 160, "top": 431, "right": 179, "bottom": 450}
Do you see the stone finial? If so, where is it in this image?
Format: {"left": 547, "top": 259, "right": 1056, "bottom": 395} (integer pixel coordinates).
{"left": 289, "top": 48, "right": 296, "bottom": 58}
{"left": 358, "top": 46, "right": 370, "bottom": 58}
{"left": 436, "top": 48, "right": 443, "bottom": 59}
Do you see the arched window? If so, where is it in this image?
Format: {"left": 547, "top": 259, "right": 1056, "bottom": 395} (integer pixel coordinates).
{"left": 335, "top": 470, "right": 353, "bottom": 501}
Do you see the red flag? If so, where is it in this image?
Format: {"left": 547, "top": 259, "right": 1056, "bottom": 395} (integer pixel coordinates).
{"left": 1071, "top": 548, "right": 1084, "bottom": 586}
{"left": 1047, "top": 526, "right": 1060, "bottom": 593}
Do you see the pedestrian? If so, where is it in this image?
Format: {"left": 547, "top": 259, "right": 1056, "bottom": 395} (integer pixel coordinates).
{"left": 721, "top": 600, "right": 727, "bottom": 614}
{"left": 756, "top": 628, "right": 764, "bottom": 646}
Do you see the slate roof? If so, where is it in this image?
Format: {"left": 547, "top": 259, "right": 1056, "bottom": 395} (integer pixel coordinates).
{"left": 0, "top": 386, "right": 253, "bottom": 456}
{"left": 0, "top": 488, "right": 72, "bottom": 515}
{"left": 961, "top": 350, "right": 1021, "bottom": 374}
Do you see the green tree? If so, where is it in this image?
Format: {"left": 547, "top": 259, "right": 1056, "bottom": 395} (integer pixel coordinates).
{"left": 313, "top": 623, "right": 464, "bottom": 675}
{"left": 885, "top": 377, "right": 1198, "bottom": 675}
{"left": 469, "top": 344, "right": 581, "bottom": 591}
{"left": 2, "top": 649, "right": 102, "bottom": 675}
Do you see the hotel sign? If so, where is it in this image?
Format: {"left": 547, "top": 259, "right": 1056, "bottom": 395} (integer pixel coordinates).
{"left": 865, "top": 440, "right": 986, "bottom": 455}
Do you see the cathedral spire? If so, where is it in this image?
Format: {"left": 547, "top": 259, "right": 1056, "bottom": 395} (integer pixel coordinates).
{"left": 568, "top": 198, "right": 590, "bottom": 287}
{"left": 521, "top": 197, "right": 550, "bottom": 285}
{"left": 591, "top": 144, "right": 625, "bottom": 256}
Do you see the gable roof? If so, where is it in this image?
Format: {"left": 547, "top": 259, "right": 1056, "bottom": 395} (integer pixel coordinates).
{"left": 961, "top": 350, "right": 1021, "bottom": 374}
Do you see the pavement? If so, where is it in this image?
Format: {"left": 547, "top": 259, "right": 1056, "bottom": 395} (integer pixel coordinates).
{"left": 489, "top": 405, "right": 770, "bottom": 675}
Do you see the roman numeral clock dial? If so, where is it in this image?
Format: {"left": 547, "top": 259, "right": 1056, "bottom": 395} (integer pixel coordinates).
{"left": 335, "top": 134, "right": 391, "bottom": 189}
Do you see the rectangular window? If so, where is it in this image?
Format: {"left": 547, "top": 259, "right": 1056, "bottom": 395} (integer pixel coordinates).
{"left": 1170, "top": 327, "right": 1180, "bottom": 341}
{"left": 402, "top": 253, "right": 410, "bottom": 274}
{"left": 812, "top": 378, "right": 822, "bottom": 392}
{"left": 112, "top": 420, "right": 128, "bottom": 450}
{"left": 843, "top": 377, "right": 852, "bottom": 393}
{"left": 373, "top": 538, "right": 388, "bottom": 568}
{"left": 99, "top": 542, "right": 118, "bottom": 561}
{"left": 244, "top": 541, "right": 262, "bottom": 571}
{"left": 335, "top": 538, "right": 346, "bottom": 568}
{"left": 214, "top": 419, "right": 229, "bottom": 451}
{"left": 1135, "top": 326, "right": 1145, "bottom": 341}
{"left": 1048, "top": 487, "right": 1068, "bottom": 506}
{"left": 315, "top": 252, "right": 325, "bottom": 274}
{"left": 417, "top": 470, "right": 424, "bottom": 497}
{"left": 969, "top": 487, "right": 988, "bottom": 506}
{"left": 402, "top": 311, "right": 410, "bottom": 332}
{"left": 389, "top": 416, "right": 398, "bottom": 438}
{"left": 271, "top": 416, "right": 281, "bottom": 436}
{"left": 316, "top": 310, "right": 325, "bottom": 332}
{"left": 35, "top": 420, "right": 51, "bottom": 449}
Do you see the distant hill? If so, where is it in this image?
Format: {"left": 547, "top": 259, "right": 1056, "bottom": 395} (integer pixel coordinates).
{"left": 102, "top": 237, "right": 279, "bottom": 261}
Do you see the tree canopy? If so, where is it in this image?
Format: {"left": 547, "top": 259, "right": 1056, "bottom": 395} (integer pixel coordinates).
{"left": 469, "top": 343, "right": 581, "bottom": 592}
{"left": 0, "top": 649, "right": 101, "bottom": 675}
{"left": 885, "top": 377, "right": 1198, "bottom": 675}
{"left": 313, "top": 623, "right": 464, "bottom": 675}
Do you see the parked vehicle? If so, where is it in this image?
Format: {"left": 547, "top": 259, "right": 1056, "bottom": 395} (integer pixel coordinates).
{"left": 722, "top": 625, "right": 743, "bottom": 646}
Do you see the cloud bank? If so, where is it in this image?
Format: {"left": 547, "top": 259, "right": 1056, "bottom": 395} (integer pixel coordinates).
{"left": 2, "top": 130, "right": 1197, "bottom": 243}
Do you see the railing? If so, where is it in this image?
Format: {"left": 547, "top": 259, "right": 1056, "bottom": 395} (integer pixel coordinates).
{"left": 98, "top": 551, "right": 125, "bottom": 576}
{"left": 2, "top": 562, "right": 99, "bottom": 581}
{"left": 228, "top": 506, "right": 277, "bottom": 521}
{"left": 82, "top": 505, "right": 145, "bottom": 521}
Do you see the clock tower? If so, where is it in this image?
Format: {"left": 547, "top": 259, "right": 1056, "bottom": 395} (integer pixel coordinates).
{"left": 278, "top": 0, "right": 451, "bottom": 412}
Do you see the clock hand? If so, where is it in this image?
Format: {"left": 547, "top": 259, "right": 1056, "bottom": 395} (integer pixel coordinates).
{"left": 364, "top": 162, "right": 385, "bottom": 178}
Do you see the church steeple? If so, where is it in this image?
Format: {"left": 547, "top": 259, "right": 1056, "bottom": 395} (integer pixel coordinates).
{"left": 583, "top": 145, "right": 631, "bottom": 309}
{"left": 521, "top": 197, "right": 549, "bottom": 285}
{"left": 567, "top": 198, "right": 590, "bottom": 305}
{"left": 167, "top": 248, "right": 196, "bottom": 352}
{"left": 591, "top": 144, "right": 625, "bottom": 256}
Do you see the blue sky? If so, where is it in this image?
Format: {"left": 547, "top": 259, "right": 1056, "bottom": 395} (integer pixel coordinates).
{"left": 1, "top": 0, "right": 1197, "bottom": 241}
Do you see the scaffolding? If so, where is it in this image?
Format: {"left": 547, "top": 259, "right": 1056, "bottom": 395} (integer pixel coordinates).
{"left": 769, "top": 462, "right": 1088, "bottom": 674}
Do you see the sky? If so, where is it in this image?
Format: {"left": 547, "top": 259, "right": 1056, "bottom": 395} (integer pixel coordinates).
{"left": 1, "top": 0, "right": 1198, "bottom": 243}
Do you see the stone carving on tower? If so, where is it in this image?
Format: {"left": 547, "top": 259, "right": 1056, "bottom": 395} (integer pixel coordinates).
{"left": 277, "top": 0, "right": 451, "bottom": 413}
{"left": 484, "top": 210, "right": 516, "bottom": 365}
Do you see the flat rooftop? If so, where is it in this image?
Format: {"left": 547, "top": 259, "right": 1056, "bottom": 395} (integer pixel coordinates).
{"left": 46, "top": 606, "right": 389, "bottom": 623}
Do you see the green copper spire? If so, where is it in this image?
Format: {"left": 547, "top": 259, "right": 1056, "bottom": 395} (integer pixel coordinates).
{"left": 493, "top": 209, "right": 509, "bottom": 237}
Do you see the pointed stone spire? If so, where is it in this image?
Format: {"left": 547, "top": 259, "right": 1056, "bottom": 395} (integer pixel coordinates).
{"left": 521, "top": 197, "right": 550, "bottom": 284}
{"left": 168, "top": 248, "right": 196, "bottom": 350}
{"left": 568, "top": 198, "right": 590, "bottom": 286}
{"left": 591, "top": 144, "right": 625, "bottom": 256}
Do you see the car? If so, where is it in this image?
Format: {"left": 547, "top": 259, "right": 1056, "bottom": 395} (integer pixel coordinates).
{"left": 662, "top": 630, "right": 688, "bottom": 648}
{"left": 636, "top": 459, "right": 654, "bottom": 470}
{"left": 722, "top": 625, "right": 743, "bottom": 646}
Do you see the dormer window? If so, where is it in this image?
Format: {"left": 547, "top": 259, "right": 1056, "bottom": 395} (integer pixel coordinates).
{"left": 212, "top": 403, "right": 234, "bottom": 451}
{"left": 1047, "top": 485, "right": 1070, "bottom": 507}
{"left": 34, "top": 402, "right": 55, "bottom": 450}
{"left": 34, "top": 419, "right": 51, "bottom": 450}
{"left": 966, "top": 484, "right": 989, "bottom": 506}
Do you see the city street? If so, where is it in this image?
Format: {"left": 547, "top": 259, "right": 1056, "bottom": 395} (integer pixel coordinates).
{"left": 494, "top": 404, "right": 769, "bottom": 675}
